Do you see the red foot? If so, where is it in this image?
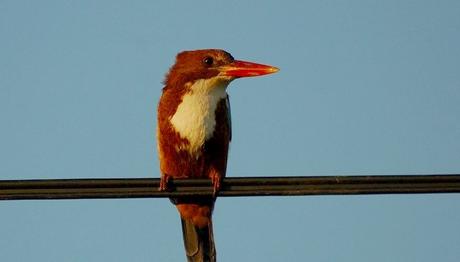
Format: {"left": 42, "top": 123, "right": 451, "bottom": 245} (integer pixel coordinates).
{"left": 159, "top": 174, "right": 171, "bottom": 191}
{"left": 211, "top": 173, "right": 222, "bottom": 197}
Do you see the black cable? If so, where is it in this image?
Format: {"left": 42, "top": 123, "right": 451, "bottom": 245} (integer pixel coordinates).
{"left": 1, "top": 175, "right": 459, "bottom": 200}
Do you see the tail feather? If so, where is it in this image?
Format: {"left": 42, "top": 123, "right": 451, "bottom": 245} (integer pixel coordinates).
{"left": 181, "top": 218, "right": 216, "bottom": 262}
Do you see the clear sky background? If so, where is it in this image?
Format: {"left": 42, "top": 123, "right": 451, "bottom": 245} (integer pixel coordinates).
{"left": 1, "top": 1, "right": 460, "bottom": 261}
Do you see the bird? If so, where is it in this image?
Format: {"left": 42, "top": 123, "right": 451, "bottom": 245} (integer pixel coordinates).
{"left": 157, "top": 49, "right": 278, "bottom": 262}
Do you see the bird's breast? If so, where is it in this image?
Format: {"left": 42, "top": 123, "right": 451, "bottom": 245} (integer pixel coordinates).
{"left": 169, "top": 78, "right": 229, "bottom": 155}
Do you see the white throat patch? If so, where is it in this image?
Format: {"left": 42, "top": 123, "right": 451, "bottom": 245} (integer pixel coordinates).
{"left": 170, "top": 77, "right": 230, "bottom": 155}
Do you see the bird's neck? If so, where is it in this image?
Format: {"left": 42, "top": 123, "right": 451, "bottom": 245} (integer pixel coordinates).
{"left": 169, "top": 77, "right": 230, "bottom": 155}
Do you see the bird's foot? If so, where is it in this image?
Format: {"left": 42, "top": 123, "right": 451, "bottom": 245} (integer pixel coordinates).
{"left": 159, "top": 175, "right": 171, "bottom": 191}
{"left": 211, "top": 173, "right": 221, "bottom": 197}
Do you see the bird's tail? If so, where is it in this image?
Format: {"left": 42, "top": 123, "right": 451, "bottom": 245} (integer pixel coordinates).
{"left": 176, "top": 203, "right": 216, "bottom": 262}
{"left": 181, "top": 217, "right": 215, "bottom": 262}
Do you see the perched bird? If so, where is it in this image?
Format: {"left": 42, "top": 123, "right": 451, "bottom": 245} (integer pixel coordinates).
{"left": 157, "top": 49, "right": 278, "bottom": 262}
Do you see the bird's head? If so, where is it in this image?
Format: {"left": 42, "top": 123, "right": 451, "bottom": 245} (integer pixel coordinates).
{"left": 163, "top": 49, "right": 279, "bottom": 89}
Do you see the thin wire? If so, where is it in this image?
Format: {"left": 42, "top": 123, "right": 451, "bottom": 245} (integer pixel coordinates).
{"left": 1, "top": 174, "right": 459, "bottom": 200}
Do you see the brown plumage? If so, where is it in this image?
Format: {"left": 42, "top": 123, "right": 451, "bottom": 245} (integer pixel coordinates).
{"left": 157, "top": 49, "right": 278, "bottom": 262}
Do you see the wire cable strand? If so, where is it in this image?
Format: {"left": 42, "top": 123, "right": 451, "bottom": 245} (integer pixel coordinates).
{"left": 1, "top": 175, "right": 460, "bottom": 200}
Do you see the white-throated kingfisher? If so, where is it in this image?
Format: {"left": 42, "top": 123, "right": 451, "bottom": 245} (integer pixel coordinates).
{"left": 157, "top": 49, "right": 278, "bottom": 262}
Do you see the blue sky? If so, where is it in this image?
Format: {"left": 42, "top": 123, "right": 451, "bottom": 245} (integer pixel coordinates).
{"left": 1, "top": 1, "right": 460, "bottom": 261}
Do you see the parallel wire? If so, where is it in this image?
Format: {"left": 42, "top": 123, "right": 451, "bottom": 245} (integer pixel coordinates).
{"left": 1, "top": 174, "right": 460, "bottom": 200}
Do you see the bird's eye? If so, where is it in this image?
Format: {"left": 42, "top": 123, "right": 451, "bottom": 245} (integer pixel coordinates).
{"left": 203, "top": 56, "right": 214, "bottom": 66}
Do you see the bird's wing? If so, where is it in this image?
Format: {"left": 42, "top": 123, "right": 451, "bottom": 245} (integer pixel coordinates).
{"left": 226, "top": 95, "right": 232, "bottom": 142}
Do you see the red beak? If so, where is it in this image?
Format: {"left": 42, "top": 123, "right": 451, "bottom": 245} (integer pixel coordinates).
{"left": 220, "top": 60, "right": 279, "bottom": 78}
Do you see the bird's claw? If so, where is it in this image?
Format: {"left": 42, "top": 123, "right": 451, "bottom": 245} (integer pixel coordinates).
{"left": 159, "top": 175, "right": 171, "bottom": 191}
{"left": 211, "top": 174, "right": 221, "bottom": 197}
